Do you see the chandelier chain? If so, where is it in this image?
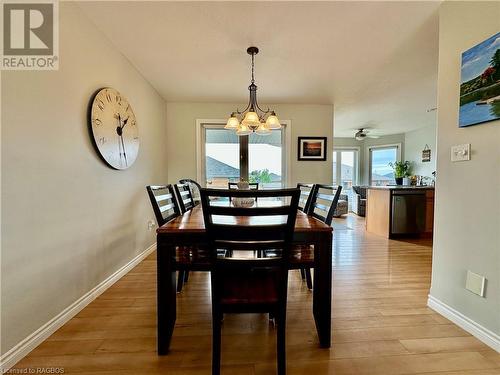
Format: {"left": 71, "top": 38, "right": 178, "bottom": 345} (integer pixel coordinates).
{"left": 251, "top": 53, "right": 255, "bottom": 84}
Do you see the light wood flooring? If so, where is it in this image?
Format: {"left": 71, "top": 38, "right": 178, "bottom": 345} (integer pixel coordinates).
{"left": 12, "top": 214, "right": 500, "bottom": 374}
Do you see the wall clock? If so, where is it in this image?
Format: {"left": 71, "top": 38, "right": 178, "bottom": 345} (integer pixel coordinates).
{"left": 89, "top": 87, "right": 139, "bottom": 170}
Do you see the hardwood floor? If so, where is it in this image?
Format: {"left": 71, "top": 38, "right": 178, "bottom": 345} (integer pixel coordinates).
{"left": 12, "top": 214, "right": 500, "bottom": 374}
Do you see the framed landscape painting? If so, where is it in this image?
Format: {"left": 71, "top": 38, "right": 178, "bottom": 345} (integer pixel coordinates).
{"left": 459, "top": 32, "right": 500, "bottom": 127}
{"left": 298, "top": 137, "right": 327, "bottom": 161}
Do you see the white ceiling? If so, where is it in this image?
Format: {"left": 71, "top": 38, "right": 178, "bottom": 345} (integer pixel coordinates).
{"left": 78, "top": 1, "right": 440, "bottom": 137}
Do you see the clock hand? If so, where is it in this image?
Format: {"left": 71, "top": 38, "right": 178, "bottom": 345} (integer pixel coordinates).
{"left": 120, "top": 135, "right": 128, "bottom": 166}
{"left": 121, "top": 117, "right": 129, "bottom": 129}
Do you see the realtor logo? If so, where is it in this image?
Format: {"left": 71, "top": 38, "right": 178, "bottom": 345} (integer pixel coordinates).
{"left": 1, "top": 0, "right": 59, "bottom": 70}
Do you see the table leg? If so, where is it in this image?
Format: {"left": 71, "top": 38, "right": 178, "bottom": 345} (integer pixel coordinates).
{"left": 313, "top": 231, "right": 332, "bottom": 348}
{"left": 157, "top": 235, "right": 176, "bottom": 354}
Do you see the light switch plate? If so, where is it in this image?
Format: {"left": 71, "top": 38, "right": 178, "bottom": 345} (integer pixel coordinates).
{"left": 466, "top": 270, "right": 486, "bottom": 297}
{"left": 451, "top": 144, "right": 471, "bottom": 162}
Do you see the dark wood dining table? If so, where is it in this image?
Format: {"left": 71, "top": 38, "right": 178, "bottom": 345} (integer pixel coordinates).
{"left": 156, "top": 204, "right": 333, "bottom": 355}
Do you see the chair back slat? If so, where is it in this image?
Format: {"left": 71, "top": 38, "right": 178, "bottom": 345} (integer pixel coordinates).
{"left": 179, "top": 179, "right": 202, "bottom": 205}
{"left": 146, "top": 185, "right": 180, "bottom": 227}
{"left": 297, "top": 183, "right": 315, "bottom": 212}
{"left": 228, "top": 182, "right": 259, "bottom": 190}
{"left": 200, "top": 188, "right": 300, "bottom": 265}
{"left": 308, "top": 184, "right": 342, "bottom": 226}
{"left": 174, "top": 183, "right": 195, "bottom": 213}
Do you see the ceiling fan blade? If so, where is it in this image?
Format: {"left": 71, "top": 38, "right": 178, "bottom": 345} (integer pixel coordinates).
{"left": 367, "top": 135, "right": 380, "bottom": 139}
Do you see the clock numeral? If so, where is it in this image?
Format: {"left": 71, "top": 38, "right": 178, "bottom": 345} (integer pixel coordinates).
{"left": 131, "top": 120, "right": 136, "bottom": 127}
{"left": 99, "top": 137, "right": 106, "bottom": 145}
{"left": 125, "top": 104, "right": 130, "bottom": 112}
{"left": 116, "top": 95, "right": 122, "bottom": 105}
{"left": 105, "top": 91, "right": 113, "bottom": 102}
{"left": 97, "top": 99, "right": 105, "bottom": 111}
{"left": 93, "top": 118, "right": 102, "bottom": 126}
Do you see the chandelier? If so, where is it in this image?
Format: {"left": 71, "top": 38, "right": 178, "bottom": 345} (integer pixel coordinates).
{"left": 224, "top": 46, "right": 281, "bottom": 136}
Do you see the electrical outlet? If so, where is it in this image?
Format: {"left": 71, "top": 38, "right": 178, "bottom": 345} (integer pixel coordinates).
{"left": 451, "top": 144, "right": 471, "bottom": 162}
{"left": 147, "top": 220, "right": 156, "bottom": 231}
{"left": 465, "top": 270, "right": 486, "bottom": 297}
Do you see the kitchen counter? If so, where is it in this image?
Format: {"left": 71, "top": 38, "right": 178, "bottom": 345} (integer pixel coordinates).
{"left": 367, "top": 185, "right": 434, "bottom": 190}
{"left": 366, "top": 186, "right": 434, "bottom": 238}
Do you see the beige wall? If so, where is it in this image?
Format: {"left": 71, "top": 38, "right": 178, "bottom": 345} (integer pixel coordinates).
{"left": 431, "top": 1, "right": 499, "bottom": 336}
{"left": 166, "top": 103, "right": 333, "bottom": 186}
{"left": 1, "top": 2, "right": 167, "bottom": 355}
{"left": 405, "top": 125, "right": 437, "bottom": 178}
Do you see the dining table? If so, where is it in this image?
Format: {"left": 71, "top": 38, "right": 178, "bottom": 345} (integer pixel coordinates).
{"left": 155, "top": 203, "right": 333, "bottom": 355}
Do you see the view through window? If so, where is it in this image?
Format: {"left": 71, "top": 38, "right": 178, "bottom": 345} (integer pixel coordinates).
{"left": 204, "top": 125, "right": 284, "bottom": 188}
{"left": 369, "top": 146, "right": 398, "bottom": 186}
{"left": 333, "top": 149, "right": 358, "bottom": 206}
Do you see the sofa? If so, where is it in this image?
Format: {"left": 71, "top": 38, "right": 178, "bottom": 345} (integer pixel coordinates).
{"left": 352, "top": 186, "right": 367, "bottom": 217}
{"left": 333, "top": 194, "right": 349, "bottom": 217}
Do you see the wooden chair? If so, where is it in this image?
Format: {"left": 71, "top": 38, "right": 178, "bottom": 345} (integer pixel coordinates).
{"left": 200, "top": 188, "right": 300, "bottom": 375}
{"left": 179, "top": 178, "right": 202, "bottom": 205}
{"left": 297, "top": 183, "right": 315, "bottom": 212}
{"left": 294, "top": 184, "right": 342, "bottom": 289}
{"left": 174, "top": 183, "right": 196, "bottom": 213}
{"left": 146, "top": 185, "right": 208, "bottom": 293}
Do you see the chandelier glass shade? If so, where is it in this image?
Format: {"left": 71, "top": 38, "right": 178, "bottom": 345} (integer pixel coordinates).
{"left": 225, "top": 47, "right": 280, "bottom": 136}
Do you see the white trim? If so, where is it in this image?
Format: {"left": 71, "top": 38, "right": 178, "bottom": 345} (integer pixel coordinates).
{"left": 366, "top": 143, "right": 402, "bottom": 185}
{"left": 195, "top": 119, "right": 292, "bottom": 187}
{"left": 332, "top": 146, "right": 361, "bottom": 187}
{"left": 0, "top": 243, "right": 156, "bottom": 372}
{"left": 427, "top": 294, "right": 500, "bottom": 353}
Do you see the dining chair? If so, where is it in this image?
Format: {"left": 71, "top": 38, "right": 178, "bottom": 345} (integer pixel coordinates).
{"left": 146, "top": 185, "right": 209, "bottom": 293}
{"left": 200, "top": 188, "right": 300, "bottom": 375}
{"left": 174, "top": 183, "right": 196, "bottom": 214}
{"left": 179, "top": 178, "right": 202, "bottom": 205}
{"left": 293, "top": 184, "right": 342, "bottom": 289}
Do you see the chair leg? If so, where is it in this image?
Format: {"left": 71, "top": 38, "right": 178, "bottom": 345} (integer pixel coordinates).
{"left": 299, "top": 268, "right": 306, "bottom": 280}
{"left": 277, "top": 310, "right": 287, "bottom": 375}
{"left": 305, "top": 268, "right": 313, "bottom": 290}
{"left": 212, "top": 309, "right": 222, "bottom": 375}
{"left": 177, "top": 271, "right": 185, "bottom": 293}
{"left": 184, "top": 271, "right": 190, "bottom": 283}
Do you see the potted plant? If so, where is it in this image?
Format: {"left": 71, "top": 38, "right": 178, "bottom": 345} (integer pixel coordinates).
{"left": 389, "top": 161, "right": 411, "bottom": 185}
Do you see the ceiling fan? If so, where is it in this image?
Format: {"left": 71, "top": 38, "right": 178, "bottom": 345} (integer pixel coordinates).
{"left": 354, "top": 128, "right": 380, "bottom": 141}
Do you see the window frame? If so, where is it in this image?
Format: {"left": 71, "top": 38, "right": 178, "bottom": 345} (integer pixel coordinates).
{"left": 196, "top": 119, "right": 291, "bottom": 187}
{"left": 367, "top": 143, "right": 402, "bottom": 186}
{"left": 332, "top": 146, "right": 360, "bottom": 188}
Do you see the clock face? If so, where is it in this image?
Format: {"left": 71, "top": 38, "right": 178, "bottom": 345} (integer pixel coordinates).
{"left": 90, "top": 88, "right": 139, "bottom": 170}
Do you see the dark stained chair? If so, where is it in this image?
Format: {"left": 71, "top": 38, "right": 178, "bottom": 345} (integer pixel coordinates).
{"left": 200, "top": 188, "right": 300, "bottom": 375}
{"left": 179, "top": 178, "right": 202, "bottom": 205}
{"left": 174, "top": 183, "right": 196, "bottom": 213}
{"left": 296, "top": 183, "right": 315, "bottom": 281}
{"left": 146, "top": 185, "right": 209, "bottom": 293}
{"left": 293, "top": 184, "right": 342, "bottom": 289}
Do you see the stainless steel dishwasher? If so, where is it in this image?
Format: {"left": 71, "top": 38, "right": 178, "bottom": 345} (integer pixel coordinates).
{"left": 391, "top": 190, "right": 426, "bottom": 234}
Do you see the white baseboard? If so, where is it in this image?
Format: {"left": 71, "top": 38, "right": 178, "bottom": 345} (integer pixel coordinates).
{"left": 0, "top": 243, "right": 156, "bottom": 372}
{"left": 428, "top": 294, "right": 500, "bottom": 353}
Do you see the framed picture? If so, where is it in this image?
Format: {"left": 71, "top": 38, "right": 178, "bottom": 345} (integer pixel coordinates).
{"left": 298, "top": 137, "right": 327, "bottom": 161}
{"left": 459, "top": 32, "right": 500, "bottom": 127}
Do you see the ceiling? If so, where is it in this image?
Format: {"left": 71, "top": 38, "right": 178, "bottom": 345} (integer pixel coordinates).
{"left": 78, "top": 1, "right": 440, "bottom": 138}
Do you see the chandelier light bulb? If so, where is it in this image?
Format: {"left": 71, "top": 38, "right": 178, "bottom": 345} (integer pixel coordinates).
{"left": 265, "top": 114, "right": 281, "bottom": 130}
{"left": 255, "top": 122, "right": 271, "bottom": 135}
{"left": 236, "top": 122, "right": 252, "bottom": 136}
{"left": 225, "top": 115, "right": 240, "bottom": 129}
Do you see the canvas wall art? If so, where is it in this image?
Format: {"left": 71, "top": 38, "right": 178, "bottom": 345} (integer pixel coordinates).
{"left": 459, "top": 32, "right": 500, "bottom": 127}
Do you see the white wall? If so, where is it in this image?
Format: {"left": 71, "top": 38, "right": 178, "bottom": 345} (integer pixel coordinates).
{"left": 1, "top": 2, "right": 167, "bottom": 355}
{"left": 430, "top": 0, "right": 499, "bottom": 339}
{"left": 405, "top": 125, "right": 437, "bottom": 177}
{"left": 166, "top": 103, "right": 333, "bottom": 186}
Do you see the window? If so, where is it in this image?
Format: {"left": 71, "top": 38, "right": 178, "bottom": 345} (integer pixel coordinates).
{"left": 369, "top": 145, "right": 400, "bottom": 186}
{"left": 200, "top": 123, "right": 286, "bottom": 188}
{"left": 333, "top": 148, "right": 359, "bottom": 205}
